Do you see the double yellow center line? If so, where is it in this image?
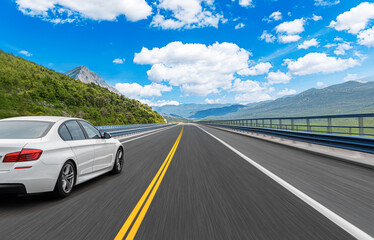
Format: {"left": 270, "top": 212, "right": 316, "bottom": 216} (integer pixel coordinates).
{"left": 115, "top": 126, "right": 184, "bottom": 240}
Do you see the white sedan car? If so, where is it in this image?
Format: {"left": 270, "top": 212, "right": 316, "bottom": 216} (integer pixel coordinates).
{"left": 0, "top": 116, "right": 124, "bottom": 197}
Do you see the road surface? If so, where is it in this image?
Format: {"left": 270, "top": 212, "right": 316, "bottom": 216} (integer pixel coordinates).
{"left": 1, "top": 124, "right": 373, "bottom": 240}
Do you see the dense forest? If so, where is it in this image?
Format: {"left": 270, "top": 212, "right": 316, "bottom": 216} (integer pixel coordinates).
{"left": 0, "top": 50, "right": 165, "bottom": 125}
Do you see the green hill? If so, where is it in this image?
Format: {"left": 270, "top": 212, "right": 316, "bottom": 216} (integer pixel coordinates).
{"left": 0, "top": 50, "right": 164, "bottom": 125}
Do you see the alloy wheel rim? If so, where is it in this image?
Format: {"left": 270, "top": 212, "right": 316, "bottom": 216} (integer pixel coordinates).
{"left": 61, "top": 164, "right": 74, "bottom": 193}
{"left": 117, "top": 150, "right": 123, "bottom": 171}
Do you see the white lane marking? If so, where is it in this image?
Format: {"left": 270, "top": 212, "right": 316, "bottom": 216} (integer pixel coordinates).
{"left": 119, "top": 125, "right": 178, "bottom": 143}
{"left": 195, "top": 124, "right": 373, "bottom": 240}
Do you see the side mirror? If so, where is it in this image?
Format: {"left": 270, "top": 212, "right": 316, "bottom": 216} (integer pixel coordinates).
{"left": 102, "top": 132, "right": 112, "bottom": 139}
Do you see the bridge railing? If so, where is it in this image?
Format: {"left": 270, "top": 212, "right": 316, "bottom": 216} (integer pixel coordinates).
{"left": 200, "top": 113, "right": 374, "bottom": 137}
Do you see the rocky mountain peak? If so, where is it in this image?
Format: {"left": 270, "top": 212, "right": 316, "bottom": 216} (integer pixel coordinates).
{"left": 65, "top": 66, "right": 121, "bottom": 95}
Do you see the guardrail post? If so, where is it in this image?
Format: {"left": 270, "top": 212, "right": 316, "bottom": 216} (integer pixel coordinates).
{"left": 306, "top": 119, "right": 311, "bottom": 132}
{"left": 262, "top": 119, "right": 264, "bottom": 128}
{"left": 279, "top": 119, "right": 282, "bottom": 129}
{"left": 327, "top": 118, "right": 332, "bottom": 134}
{"left": 359, "top": 117, "right": 364, "bottom": 136}
{"left": 270, "top": 119, "right": 273, "bottom": 129}
{"left": 291, "top": 119, "right": 294, "bottom": 131}
{"left": 255, "top": 119, "right": 258, "bottom": 127}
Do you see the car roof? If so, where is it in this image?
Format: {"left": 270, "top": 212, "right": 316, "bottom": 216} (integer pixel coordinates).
{"left": 0, "top": 116, "right": 82, "bottom": 123}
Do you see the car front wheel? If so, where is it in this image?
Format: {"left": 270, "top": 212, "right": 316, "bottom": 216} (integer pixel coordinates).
{"left": 54, "top": 161, "right": 76, "bottom": 198}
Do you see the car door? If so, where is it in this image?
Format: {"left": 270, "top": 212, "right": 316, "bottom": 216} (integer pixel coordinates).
{"left": 63, "top": 121, "right": 95, "bottom": 176}
{"left": 78, "top": 120, "right": 115, "bottom": 172}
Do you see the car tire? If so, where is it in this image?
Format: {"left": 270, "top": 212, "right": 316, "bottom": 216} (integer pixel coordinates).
{"left": 54, "top": 161, "right": 76, "bottom": 198}
{"left": 112, "top": 147, "right": 124, "bottom": 174}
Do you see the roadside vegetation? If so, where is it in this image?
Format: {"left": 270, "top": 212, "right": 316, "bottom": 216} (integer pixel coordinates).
{"left": 0, "top": 50, "right": 165, "bottom": 125}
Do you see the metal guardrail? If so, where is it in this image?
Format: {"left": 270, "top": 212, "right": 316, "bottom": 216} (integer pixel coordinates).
{"left": 97, "top": 123, "right": 164, "bottom": 132}
{"left": 201, "top": 113, "right": 374, "bottom": 137}
{"left": 96, "top": 123, "right": 175, "bottom": 137}
{"left": 202, "top": 123, "right": 374, "bottom": 154}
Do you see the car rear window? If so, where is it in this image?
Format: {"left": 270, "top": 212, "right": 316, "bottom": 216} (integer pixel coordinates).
{"left": 0, "top": 121, "right": 53, "bottom": 139}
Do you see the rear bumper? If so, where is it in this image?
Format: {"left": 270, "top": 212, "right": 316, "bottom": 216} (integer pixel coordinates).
{"left": 0, "top": 184, "right": 27, "bottom": 195}
{"left": 0, "top": 161, "right": 62, "bottom": 194}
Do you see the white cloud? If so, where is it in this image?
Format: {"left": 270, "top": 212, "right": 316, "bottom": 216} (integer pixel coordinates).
{"left": 329, "top": 2, "right": 374, "bottom": 34}
{"left": 235, "top": 23, "right": 245, "bottom": 29}
{"left": 334, "top": 42, "right": 352, "bottom": 55}
{"left": 298, "top": 39, "right": 319, "bottom": 49}
{"left": 266, "top": 70, "right": 291, "bottom": 85}
{"left": 115, "top": 82, "right": 172, "bottom": 98}
{"left": 276, "top": 18, "right": 305, "bottom": 35}
{"left": 16, "top": 0, "right": 152, "bottom": 22}
{"left": 140, "top": 99, "right": 180, "bottom": 107}
{"left": 317, "top": 81, "right": 324, "bottom": 87}
{"left": 231, "top": 79, "right": 265, "bottom": 92}
{"left": 238, "top": 62, "right": 272, "bottom": 76}
{"left": 334, "top": 37, "right": 343, "bottom": 42}
{"left": 264, "top": 11, "right": 282, "bottom": 22}
{"left": 151, "top": 0, "right": 223, "bottom": 30}
{"left": 312, "top": 14, "right": 322, "bottom": 21}
{"left": 314, "top": 0, "right": 339, "bottom": 6}
{"left": 113, "top": 58, "right": 125, "bottom": 64}
{"left": 19, "top": 50, "right": 32, "bottom": 56}
{"left": 235, "top": 92, "right": 273, "bottom": 104}
{"left": 275, "top": 18, "right": 305, "bottom": 44}
{"left": 260, "top": 30, "right": 276, "bottom": 43}
{"left": 205, "top": 98, "right": 226, "bottom": 104}
{"left": 358, "top": 26, "right": 374, "bottom": 47}
{"left": 237, "top": 0, "right": 253, "bottom": 8}
{"left": 270, "top": 11, "right": 282, "bottom": 21}
{"left": 277, "top": 88, "right": 296, "bottom": 96}
{"left": 230, "top": 79, "right": 275, "bottom": 104}
{"left": 344, "top": 73, "right": 358, "bottom": 82}
{"left": 134, "top": 41, "right": 252, "bottom": 96}
{"left": 278, "top": 34, "right": 301, "bottom": 43}
{"left": 354, "top": 51, "right": 368, "bottom": 60}
{"left": 324, "top": 43, "right": 336, "bottom": 48}
{"left": 286, "top": 52, "right": 360, "bottom": 76}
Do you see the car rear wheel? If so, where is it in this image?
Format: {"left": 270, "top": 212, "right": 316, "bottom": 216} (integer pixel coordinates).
{"left": 112, "top": 148, "right": 124, "bottom": 174}
{"left": 54, "top": 161, "right": 76, "bottom": 198}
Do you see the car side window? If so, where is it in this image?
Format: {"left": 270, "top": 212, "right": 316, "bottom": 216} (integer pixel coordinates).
{"left": 64, "top": 121, "right": 86, "bottom": 140}
{"left": 79, "top": 121, "right": 101, "bottom": 139}
{"left": 59, "top": 123, "right": 72, "bottom": 141}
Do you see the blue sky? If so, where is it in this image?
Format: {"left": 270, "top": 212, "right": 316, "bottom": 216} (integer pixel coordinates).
{"left": 1, "top": 0, "right": 374, "bottom": 106}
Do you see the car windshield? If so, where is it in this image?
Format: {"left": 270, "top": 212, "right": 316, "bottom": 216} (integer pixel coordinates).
{"left": 0, "top": 121, "right": 53, "bottom": 139}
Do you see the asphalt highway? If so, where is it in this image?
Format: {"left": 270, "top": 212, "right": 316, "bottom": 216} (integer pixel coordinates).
{"left": 0, "top": 124, "right": 373, "bottom": 240}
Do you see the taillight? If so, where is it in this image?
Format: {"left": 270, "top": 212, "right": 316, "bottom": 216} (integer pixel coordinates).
{"left": 3, "top": 152, "right": 20, "bottom": 162}
{"left": 3, "top": 149, "right": 43, "bottom": 162}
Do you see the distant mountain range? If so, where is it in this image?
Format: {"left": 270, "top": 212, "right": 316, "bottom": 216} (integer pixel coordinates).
{"left": 155, "top": 79, "right": 374, "bottom": 120}
{"left": 153, "top": 103, "right": 232, "bottom": 118}
{"left": 220, "top": 79, "right": 374, "bottom": 119}
{"left": 160, "top": 113, "right": 190, "bottom": 123}
{"left": 189, "top": 104, "right": 246, "bottom": 119}
{"left": 66, "top": 66, "right": 121, "bottom": 95}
